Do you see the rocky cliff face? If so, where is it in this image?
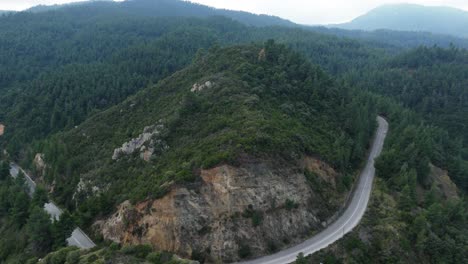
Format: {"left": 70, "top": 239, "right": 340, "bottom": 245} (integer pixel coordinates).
{"left": 95, "top": 157, "right": 343, "bottom": 262}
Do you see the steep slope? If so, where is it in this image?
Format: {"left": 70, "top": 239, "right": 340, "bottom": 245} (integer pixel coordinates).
{"left": 0, "top": 7, "right": 388, "bottom": 158}
{"left": 305, "top": 99, "right": 468, "bottom": 264}
{"left": 344, "top": 46, "right": 468, "bottom": 191}
{"left": 4, "top": 0, "right": 468, "bottom": 161}
{"left": 337, "top": 4, "right": 468, "bottom": 38}
{"left": 36, "top": 43, "right": 375, "bottom": 261}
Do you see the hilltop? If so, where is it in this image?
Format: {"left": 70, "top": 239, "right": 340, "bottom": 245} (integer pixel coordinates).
{"left": 37, "top": 43, "right": 374, "bottom": 261}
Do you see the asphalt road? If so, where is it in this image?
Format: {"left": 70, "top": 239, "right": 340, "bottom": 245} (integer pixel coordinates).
{"left": 9, "top": 163, "right": 96, "bottom": 249}
{"left": 9, "top": 163, "right": 36, "bottom": 196}
{"left": 239, "top": 116, "right": 388, "bottom": 264}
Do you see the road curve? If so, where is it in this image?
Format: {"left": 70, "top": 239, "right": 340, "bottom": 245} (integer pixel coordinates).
{"left": 9, "top": 163, "right": 96, "bottom": 249}
{"left": 239, "top": 116, "right": 388, "bottom": 264}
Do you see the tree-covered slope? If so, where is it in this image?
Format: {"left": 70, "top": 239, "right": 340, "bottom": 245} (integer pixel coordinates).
{"left": 0, "top": 15, "right": 230, "bottom": 155}
{"left": 27, "top": 0, "right": 295, "bottom": 27}
{"left": 36, "top": 43, "right": 375, "bottom": 224}
{"left": 3, "top": 0, "right": 468, "bottom": 160}
{"left": 0, "top": 9, "right": 388, "bottom": 158}
{"left": 304, "top": 97, "right": 468, "bottom": 264}
{"left": 343, "top": 46, "right": 468, "bottom": 191}
{"left": 337, "top": 4, "right": 468, "bottom": 38}
{"left": 311, "top": 26, "right": 468, "bottom": 49}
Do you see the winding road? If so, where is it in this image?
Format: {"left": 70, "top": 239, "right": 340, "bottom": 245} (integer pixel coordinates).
{"left": 239, "top": 116, "right": 388, "bottom": 264}
{"left": 9, "top": 163, "right": 96, "bottom": 249}
{"left": 7, "top": 116, "right": 387, "bottom": 257}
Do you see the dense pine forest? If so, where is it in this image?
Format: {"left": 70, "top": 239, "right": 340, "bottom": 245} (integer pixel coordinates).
{"left": 0, "top": 0, "right": 466, "bottom": 263}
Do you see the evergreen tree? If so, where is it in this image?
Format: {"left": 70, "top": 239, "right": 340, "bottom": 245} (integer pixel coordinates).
{"left": 27, "top": 206, "right": 53, "bottom": 255}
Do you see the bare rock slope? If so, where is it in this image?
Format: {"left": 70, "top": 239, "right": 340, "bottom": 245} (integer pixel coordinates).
{"left": 96, "top": 157, "right": 344, "bottom": 262}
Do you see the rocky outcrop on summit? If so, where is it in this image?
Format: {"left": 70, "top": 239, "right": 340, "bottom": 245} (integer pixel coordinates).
{"left": 95, "top": 157, "right": 345, "bottom": 262}
{"left": 112, "top": 124, "right": 168, "bottom": 161}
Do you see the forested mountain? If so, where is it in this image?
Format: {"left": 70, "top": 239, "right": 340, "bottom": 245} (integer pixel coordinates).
{"left": 0, "top": 8, "right": 389, "bottom": 158}
{"left": 306, "top": 95, "right": 468, "bottom": 263}
{"left": 18, "top": 0, "right": 468, "bottom": 49}
{"left": 312, "top": 26, "right": 468, "bottom": 49}
{"left": 0, "top": 0, "right": 466, "bottom": 263}
{"left": 343, "top": 46, "right": 468, "bottom": 191}
{"left": 26, "top": 0, "right": 295, "bottom": 27}
{"left": 336, "top": 4, "right": 468, "bottom": 38}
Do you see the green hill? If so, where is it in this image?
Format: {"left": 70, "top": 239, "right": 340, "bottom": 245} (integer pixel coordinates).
{"left": 337, "top": 4, "right": 468, "bottom": 38}
{"left": 0, "top": 9, "right": 387, "bottom": 157}
{"left": 40, "top": 42, "right": 374, "bottom": 214}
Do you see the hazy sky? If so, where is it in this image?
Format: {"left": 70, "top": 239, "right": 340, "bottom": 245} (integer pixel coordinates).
{"left": 1, "top": 0, "right": 468, "bottom": 24}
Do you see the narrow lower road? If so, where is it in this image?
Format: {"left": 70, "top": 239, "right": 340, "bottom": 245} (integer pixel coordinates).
{"left": 239, "top": 116, "right": 388, "bottom": 264}
{"left": 9, "top": 163, "right": 96, "bottom": 249}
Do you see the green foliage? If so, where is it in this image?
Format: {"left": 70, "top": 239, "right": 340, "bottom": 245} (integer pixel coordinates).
{"left": 238, "top": 244, "right": 251, "bottom": 259}
{"left": 349, "top": 46, "right": 468, "bottom": 191}
{"left": 285, "top": 199, "right": 299, "bottom": 211}
{"left": 38, "top": 43, "right": 375, "bottom": 222}
{"left": 51, "top": 211, "right": 75, "bottom": 250}
{"left": 121, "top": 244, "right": 153, "bottom": 259}
{"left": 0, "top": 161, "right": 9, "bottom": 181}
{"left": 66, "top": 250, "right": 80, "bottom": 264}
{"left": 27, "top": 206, "right": 53, "bottom": 255}
{"left": 0, "top": 1, "right": 466, "bottom": 262}
{"left": 31, "top": 186, "right": 48, "bottom": 209}
{"left": 296, "top": 252, "right": 306, "bottom": 264}
{"left": 242, "top": 205, "right": 263, "bottom": 227}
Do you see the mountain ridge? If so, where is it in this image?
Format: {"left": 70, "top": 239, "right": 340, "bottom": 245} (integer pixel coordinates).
{"left": 26, "top": 0, "right": 296, "bottom": 27}
{"left": 335, "top": 4, "right": 468, "bottom": 38}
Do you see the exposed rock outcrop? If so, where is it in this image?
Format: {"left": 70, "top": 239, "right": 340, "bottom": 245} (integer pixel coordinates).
{"left": 258, "top": 48, "right": 266, "bottom": 61}
{"left": 191, "top": 81, "right": 214, "bottom": 92}
{"left": 112, "top": 124, "right": 168, "bottom": 161}
{"left": 0, "top": 124, "right": 4, "bottom": 136}
{"left": 33, "top": 153, "right": 47, "bottom": 177}
{"left": 73, "top": 178, "right": 104, "bottom": 201}
{"left": 429, "top": 164, "right": 459, "bottom": 200}
{"left": 95, "top": 157, "right": 343, "bottom": 262}
{"left": 302, "top": 156, "right": 338, "bottom": 188}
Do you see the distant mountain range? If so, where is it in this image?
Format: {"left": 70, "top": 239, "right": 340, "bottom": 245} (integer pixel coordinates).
{"left": 6, "top": 0, "right": 468, "bottom": 47}
{"left": 26, "top": 0, "right": 295, "bottom": 27}
{"left": 335, "top": 4, "right": 468, "bottom": 38}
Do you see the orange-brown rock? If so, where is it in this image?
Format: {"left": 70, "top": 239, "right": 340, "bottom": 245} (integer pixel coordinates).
{"left": 302, "top": 156, "right": 338, "bottom": 188}
{"left": 95, "top": 158, "right": 343, "bottom": 262}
